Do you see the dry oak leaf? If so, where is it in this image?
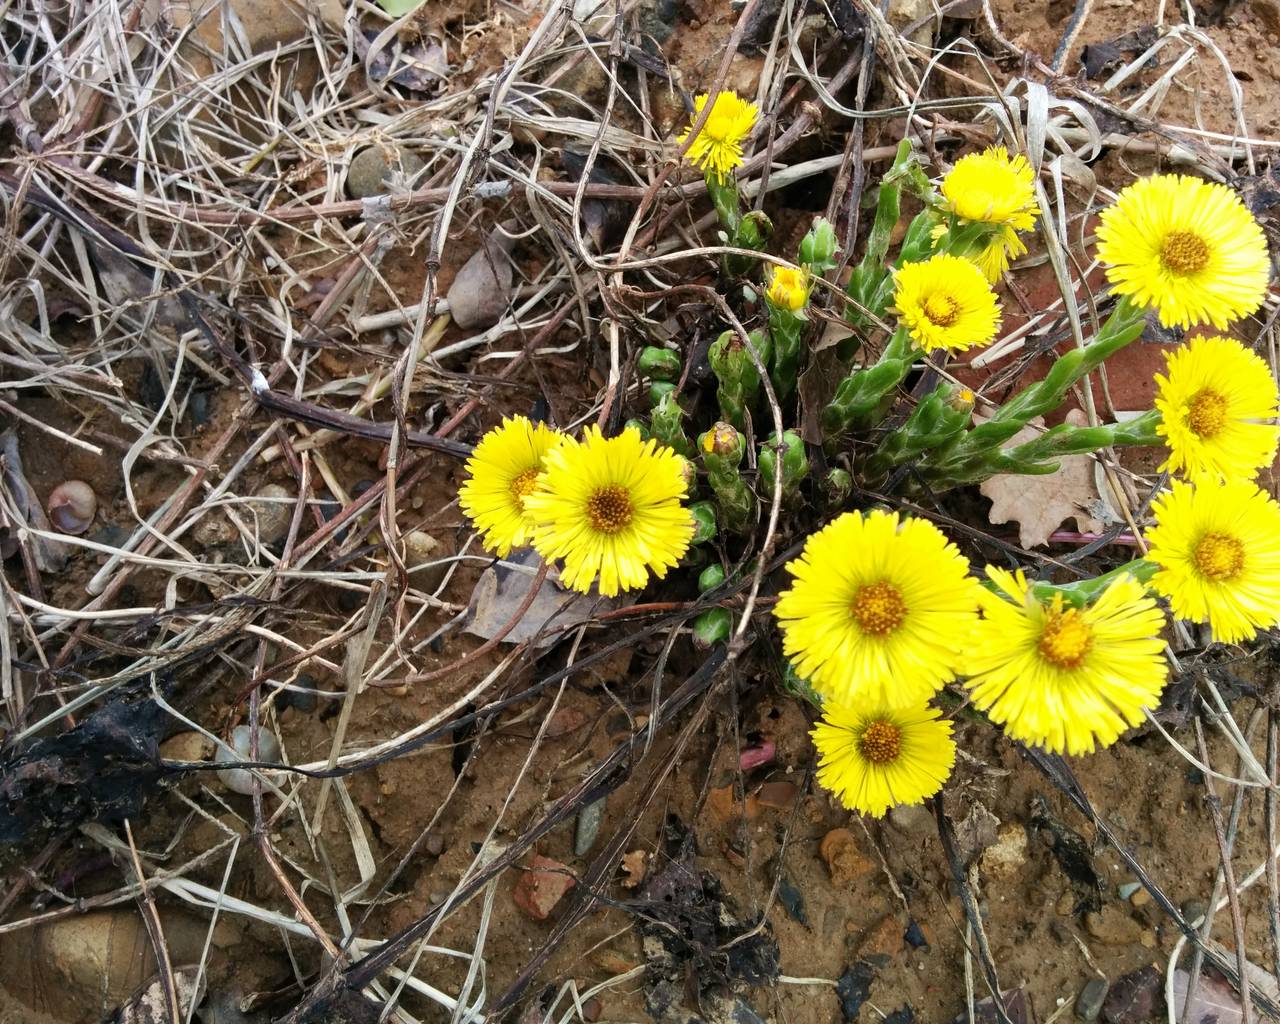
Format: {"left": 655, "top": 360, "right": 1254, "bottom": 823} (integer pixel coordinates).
{"left": 978, "top": 409, "right": 1104, "bottom": 548}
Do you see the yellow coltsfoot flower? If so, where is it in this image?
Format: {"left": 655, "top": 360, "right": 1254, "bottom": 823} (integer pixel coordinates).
{"left": 942, "top": 146, "right": 1040, "bottom": 231}
{"left": 766, "top": 265, "right": 809, "bottom": 313}
{"left": 1155, "top": 335, "right": 1279, "bottom": 483}
{"left": 894, "top": 253, "right": 1002, "bottom": 352}
{"left": 773, "top": 509, "right": 981, "bottom": 707}
{"left": 941, "top": 146, "right": 1041, "bottom": 283}
{"left": 1097, "top": 174, "right": 1270, "bottom": 330}
{"left": 811, "top": 699, "right": 956, "bottom": 818}
{"left": 678, "top": 91, "right": 759, "bottom": 181}
{"left": 458, "top": 416, "right": 564, "bottom": 557}
{"left": 1147, "top": 478, "right": 1280, "bottom": 643}
{"left": 963, "top": 568, "right": 1168, "bottom": 755}
{"left": 524, "top": 426, "right": 694, "bottom": 597}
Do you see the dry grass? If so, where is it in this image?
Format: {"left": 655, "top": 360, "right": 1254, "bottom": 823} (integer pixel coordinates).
{"left": 1, "top": 0, "right": 1279, "bottom": 1020}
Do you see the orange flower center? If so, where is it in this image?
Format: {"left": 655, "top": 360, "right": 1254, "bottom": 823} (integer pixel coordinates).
{"left": 859, "top": 719, "right": 903, "bottom": 765}
{"left": 509, "top": 467, "right": 540, "bottom": 506}
{"left": 1194, "top": 532, "right": 1245, "bottom": 581}
{"left": 1161, "top": 231, "right": 1210, "bottom": 274}
{"left": 1186, "top": 388, "right": 1229, "bottom": 439}
{"left": 586, "top": 485, "right": 634, "bottom": 534}
{"left": 923, "top": 293, "right": 960, "bottom": 327}
{"left": 850, "top": 581, "right": 907, "bottom": 636}
{"left": 1038, "top": 608, "right": 1093, "bottom": 670}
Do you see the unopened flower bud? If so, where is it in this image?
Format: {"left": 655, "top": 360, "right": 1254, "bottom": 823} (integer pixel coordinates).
{"left": 766, "top": 266, "right": 810, "bottom": 313}
{"left": 947, "top": 386, "right": 976, "bottom": 413}
{"left": 702, "top": 421, "right": 743, "bottom": 459}
{"left": 689, "top": 501, "right": 718, "bottom": 544}
{"left": 638, "top": 346, "right": 681, "bottom": 381}
{"left": 799, "top": 217, "right": 838, "bottom": 273}
{"left": 698, "top": 564, "right": 727, "bottom": 592}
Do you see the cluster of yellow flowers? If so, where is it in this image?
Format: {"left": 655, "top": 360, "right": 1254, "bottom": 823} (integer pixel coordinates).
{"left": 462, "top": 99, "right": 1278, "bottom": 822}
{"left": 776, "top": 510, "right": 1169, "bottom": 816}
{"left": 784, "top": 163, "right": 1279, "bottom": 818}
{"left": 457, "top": 418, "right": 694, "bottom": 597}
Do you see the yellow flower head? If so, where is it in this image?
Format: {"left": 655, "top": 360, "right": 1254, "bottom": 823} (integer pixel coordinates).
{"left": 774, "top": 510, "right": 981, "bottom": 707}
{"left": 458, "top": 416, "right": 564, "bottom": 557}
{"left": 1096, "top": 174, "right": 1270, "bottom": 330}
{"left": 766, "top": 266, "right": 809, "bottom": 313}
{"left": 963, "top": 568, "right": 1168, "bottom": 755}
{"left": 941, "top": 146, "right": 1040, "bottom": 233}
{"left": 1155, "top": 335, "right": 1279, "bottom": 482}
{"left": 1146, "top": 478, "right": 1280, "bottom": 643}
{"left": 895, "top": 253, "right": 1002, "bottom": 352}
{"left": 678, "top": 91, "right": 759, "bottom": 180}
{"left": 524, "top": 426, "right": 694, "bottom": 597}
{"left": 811, "top": 700, "right": 956, "bottom": 818}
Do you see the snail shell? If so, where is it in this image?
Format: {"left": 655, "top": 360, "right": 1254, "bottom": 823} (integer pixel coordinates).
{"left": 47, "top": 480, "right": 97, "bottom": 535}
{"left": 216, "top": 724, "right": 283, "bottom": 795}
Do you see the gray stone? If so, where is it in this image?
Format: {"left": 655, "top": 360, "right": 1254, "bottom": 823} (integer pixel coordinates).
{"left": 1076, "top": 977, "right": 1108, "bottom": 1022}
{"left": 249, "top": 483, "right": 293, "bottom": 544}
{"left": 575, "top": 796, "right": 607, "bottom": 856}
{"left": 346, "top": 144, "right": 426, "bottom": 199}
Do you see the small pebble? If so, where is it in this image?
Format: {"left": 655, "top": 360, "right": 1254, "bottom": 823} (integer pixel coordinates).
{"left": 778, "top": 876, "right": 808, "bottom": 926}
{"left": 346, "top": 144, "right": 426, "bottom": 198}
{"left": 836, "top": 961, "right": 876, "bottom": 1021}
{"left": 1075, "top": 977, "right": 1107, "bottom": 1022}
{"left": 574, "top": 796, "right": 606, "bottom": 856}
{"left": 424, "top": 832, "right": 445, "bottom": 857}
{"left": 249, "top": 484, "right": 293, "bottom": 544}
{"left": 1181, "top": 898, "right": 1208, "bottom": 924}
{"left": 903, "top": 919, "right": 929, "bottom": 949}
{"left": 1117, "top": 882, "right": 1141, "bottom": 900}
{"left": 216, "top": 725, "right": 282, "bottom": 795}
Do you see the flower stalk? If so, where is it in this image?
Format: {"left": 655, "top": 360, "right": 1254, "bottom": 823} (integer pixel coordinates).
{"left": 709, "top": 329, "right": 771, "bottom": 430}
{"left": 759, "top": 430, "right": 809, "bottom": 501}
{"left": 699, "top": 422, "right": 754, "bottom": 533}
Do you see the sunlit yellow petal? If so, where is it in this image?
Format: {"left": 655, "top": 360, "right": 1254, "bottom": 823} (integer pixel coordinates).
{"left": 678, "top": 91, "right": 759, "bottom": 180}
{"left": 962, "top": 569, "right": 1168, "bottom": 755}
{"left": 942, "top": 146, "right": 1040, "bottom": 233}
{"left": 1155, "top": 335, "right": 1278, "bottom": 482}
{"left": 1097, "top": 174, "right": 1270, "bottom": 330}
{"left": 774, "top": 509, "right": 981, "bottom": 707}
{"left": 1146, "top": 478, "right": 1280, "bottom": 643}
{"left": 894, "top": 253, "right": 1002, "bottom": 352}
{"left": 523, "top": 426, "right": 694, "bottom": 597}
{"left": 458, "top": 416, "right": 565, "bottom": 557}
{"left": 766, "top": 266, "right": 809, "bottom": 312}
{"left": 812, "top": 700, "right": 955, "bottom": 818}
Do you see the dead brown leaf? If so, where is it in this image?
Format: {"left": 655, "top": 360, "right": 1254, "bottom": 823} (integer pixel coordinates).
{"left": 979, "top": 409, "right": 1104, "bottom": 548}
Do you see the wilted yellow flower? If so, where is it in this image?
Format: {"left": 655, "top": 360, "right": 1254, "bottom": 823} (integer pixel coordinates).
{"left": 766, "top": 266, "right": 809, "bottom": 312}
{"left": 811, "top": 699, "right": 956, "bottom": 818}
{"left": 678, "top": 91, "right": 759, "bottom": 180}
{"left": 524, "top": 426, "right": 693, "bottom": 597}
{"left": 963, "top": 568, "right": 1168, "bottom": 755}
{"left": 1097, "top": 174, "right": 1270, "bottom": 330}
{"left": 774, "top": 509, "right": 981, "bottom": 708}
{"left": 974, "top": 225, "right": 1029, "bottom": 282}
{"left": 1155, "top": 335, "right": 1279, "bottom": 482}
{"left": 895, "top": 253, "right": 1002, "bottom": 352}
{"left": 942, "top": 146, "right": 1041, "bottom": 282}
{"left": 458, "top": 416, "right": 564, "bottom": 557}
{"left": 1146, "top": 478, "right": 1280, "bottom": 643}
